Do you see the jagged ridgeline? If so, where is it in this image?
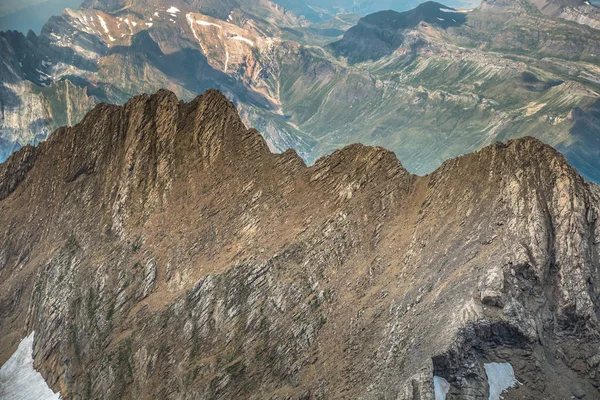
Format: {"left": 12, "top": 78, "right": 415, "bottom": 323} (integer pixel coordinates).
{"left": 0, "top": 90, "right": 599, "bottom": 399}
{"left": 3, "top": 0, "right": 600, "bottom": 186}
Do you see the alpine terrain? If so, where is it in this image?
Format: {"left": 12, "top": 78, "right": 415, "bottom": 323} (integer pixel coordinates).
{"left": 0, "top": 89, "right": 599, "bottom": 400}
{"left": 1, "top": 0, "right": 600, "bottom": 182}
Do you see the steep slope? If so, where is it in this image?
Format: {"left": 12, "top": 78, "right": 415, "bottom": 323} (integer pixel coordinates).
{"left": 1, "top": 89, "right": 600, "bottom": 399}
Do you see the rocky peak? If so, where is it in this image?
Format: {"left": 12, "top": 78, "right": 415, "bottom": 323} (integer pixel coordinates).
{"left": 0, "top": 90, "right": 599, "bottom": 399}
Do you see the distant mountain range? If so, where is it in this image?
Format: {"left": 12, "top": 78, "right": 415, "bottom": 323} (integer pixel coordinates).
{"left": 0, "top": 0, "right": 83, "bottom": 33}
{"left": 267, "top": 0, "right": 482, "bottom": 22}
{"left": 0, "top": 0, "right": 481, "bottom": 32}
{"left": 1, "top": 0, "right": 600, "bottom": 183}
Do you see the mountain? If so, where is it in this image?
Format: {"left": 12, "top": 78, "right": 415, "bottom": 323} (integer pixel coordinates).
{"left": 0, "top": 0, "right": 52, "bottom": 16}
{"left": 318, "top": 0, "right": 600, "bottom": 182}
{"left": 481, "top": 0, "right": 600, "bottom": 29}
{"left": 329, "top": 2, "right": 468, "bottom": 63}
{"left": 2, "top": 0, "right": 600, "bottom": 184}
{"left": 1, "top": 89, "right": 600, "bottom": 399}
{"left": 268, "top": 0, "right": 479, "bottom": 22}
{"left": 0, "top": 0, "right": 84, "bottom": 34}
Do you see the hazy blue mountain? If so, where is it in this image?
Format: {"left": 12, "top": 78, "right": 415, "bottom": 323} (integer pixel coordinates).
{"left": 0, "top": 0, "right": 83, "bottom": 33}
{"left": 0, "top": 0, "right": 480, "bottom": 34}
{"left": 270, "top": 0, "right": 480, "bottom": 22}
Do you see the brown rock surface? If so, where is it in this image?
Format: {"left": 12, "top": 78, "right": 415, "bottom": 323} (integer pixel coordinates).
{"left": 0, "top": 89, "right": 599, "bottom": 399}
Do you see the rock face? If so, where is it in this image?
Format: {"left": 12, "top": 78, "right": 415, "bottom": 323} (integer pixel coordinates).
{"left": 0, "top": 89, "right": 599, "bottom": 399}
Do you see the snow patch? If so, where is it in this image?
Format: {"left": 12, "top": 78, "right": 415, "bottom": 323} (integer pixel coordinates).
{"left": 437, "top": 17, "right": 445, "bottom": 21}
{"left": 225, "top": 48, "right": 229, "bottom": 72}
{"left": 0, "top": 332, "right": 61, "bottom": 400}
{"left": 154, "top": 12, "right": 160, "bottom": 17}
{"left": 97, "top": 14, "right": 110, "bottom": 34}
{"left": 167, "top": 6, "right": 180, "bottom": 13}
{"left": 434, "top": 376, "right": 450, "bottom": 400}
{"left": 230, "top": 35, "right": 254, "bottom": 46}
{"left": 186, "top": 14, "right": 207, "bottom": 54}
{"left": 196, "top": 20, "right": 222, "bottom": 28}
{"left": 145, "top": 22, "right": 153, "bottom": 27}
{"left": 484, "top": 362, "right": 519, "bottom": 400}
{"left": 439, "top": 8, "right": 457, "bottom": 12}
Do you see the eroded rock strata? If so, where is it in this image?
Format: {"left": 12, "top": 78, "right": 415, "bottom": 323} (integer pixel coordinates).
{"left": 0, "top": 89, "right": 599, "bottom": 399}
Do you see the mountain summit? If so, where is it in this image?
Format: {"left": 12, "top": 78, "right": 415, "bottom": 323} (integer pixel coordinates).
{"left": 0, "top": 89, "right": 599, "bottom": 399}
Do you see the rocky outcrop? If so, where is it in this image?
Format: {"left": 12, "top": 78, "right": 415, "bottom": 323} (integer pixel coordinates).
{"left": 0, "top": 89, "right": 599, "bottom": 399}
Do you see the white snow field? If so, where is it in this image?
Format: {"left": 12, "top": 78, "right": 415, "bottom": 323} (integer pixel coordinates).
{"left": 434, "top": 376, "right": 451, "bottom": 400}
{"left": 484, "top": 362, "right": 519, "bottom": 400}
{"left": 0, "top": 332, "right": 61, "bottom": 400}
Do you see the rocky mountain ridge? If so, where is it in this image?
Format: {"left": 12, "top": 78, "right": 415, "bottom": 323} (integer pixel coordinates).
{"left": 0, "top": 89, "right": 599, "bottom": 399}
{"left": 2, "top": 0, "right": 600, "bottom": 182}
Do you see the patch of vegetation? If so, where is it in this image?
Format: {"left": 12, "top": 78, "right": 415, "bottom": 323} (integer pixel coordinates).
{"left": 66, "top": 233, "right": 80, "bottom": 253}
{"left": 87, "top": 288, "right": 99, "bottom": 319}
{"left": 318, "top": 315, "right": 328, "bottom": 329}
{"left": 225, "top": 359, "right": 245, "bottom": 377}
{"left": 106, "top": 301, "right": 116, "bottom": 321}
{"left": 117, "top": 338, "right": 134, "bottom": 379}
{"left": 69, "top": 323, "right": 82, "bottom": 364}
{"left": 131, "top": 236, "right": 142, "bottom": 253}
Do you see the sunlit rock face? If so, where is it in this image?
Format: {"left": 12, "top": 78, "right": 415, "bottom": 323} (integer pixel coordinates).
{"left": 0, "top": 90, "right": 599, "bottom": 398}
{"left": 0, "top": 332, "right": 61, "bottom": 400}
